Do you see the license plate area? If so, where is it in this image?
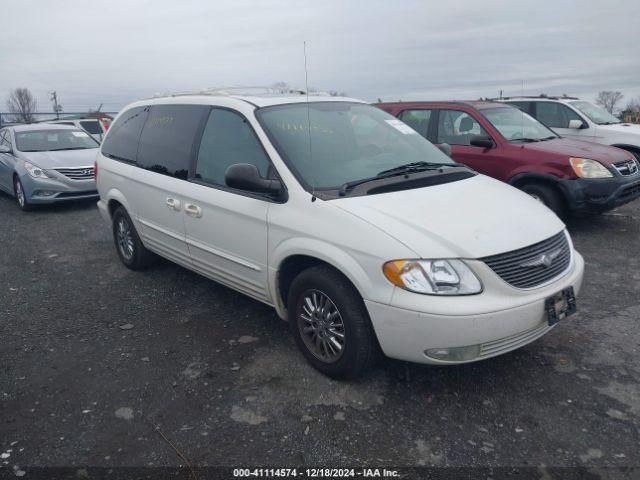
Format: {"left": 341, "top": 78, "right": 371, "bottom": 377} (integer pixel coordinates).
{"left": 545, "top": 287, "right": 577, "bottom": 326}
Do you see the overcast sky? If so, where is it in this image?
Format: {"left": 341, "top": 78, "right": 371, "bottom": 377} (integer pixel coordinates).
{"left": 2, "top": 0, "right": 639, "bottom": 114}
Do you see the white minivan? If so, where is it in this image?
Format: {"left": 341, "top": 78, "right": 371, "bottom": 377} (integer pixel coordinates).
{"left": 96, "top": 90, "right": 585, "bottom": 378}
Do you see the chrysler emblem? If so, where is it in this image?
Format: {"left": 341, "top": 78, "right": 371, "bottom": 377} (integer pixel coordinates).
{"left": 519, "top": 248, "right": 562, "bottom": 269}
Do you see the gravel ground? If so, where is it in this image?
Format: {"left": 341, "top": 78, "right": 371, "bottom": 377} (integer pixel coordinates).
{"left": 1, "top": 191, "right": 639, "bottom": 477}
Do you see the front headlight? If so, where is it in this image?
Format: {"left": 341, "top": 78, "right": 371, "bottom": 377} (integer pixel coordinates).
{"left": 383, "top": 259, "right": 482, "bottom": 295}
{"left": 24, "top": 162, "right": 50, "bottom": 179}
{"left": 569, "top": 157, "right": 613, "bottom": 178}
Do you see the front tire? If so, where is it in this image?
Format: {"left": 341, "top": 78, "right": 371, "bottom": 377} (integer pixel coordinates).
{"left": 521, "top": 183, "right": 566, "bottom": 218}
{"left": 112, "top": 206, "right": 156, "bottom": 270}
{"left": 13, "top": 176, "right": 33, "bottom": 211}
{"left": 288, "top": 265, "right": 378, "bottom": 379}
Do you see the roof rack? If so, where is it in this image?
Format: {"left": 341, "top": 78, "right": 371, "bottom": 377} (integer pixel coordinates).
{"left": 491, "top": 94, "right": 580, "bottom": 101}
{"left": 151, "top": 86, "right": 331, "bottom": 99}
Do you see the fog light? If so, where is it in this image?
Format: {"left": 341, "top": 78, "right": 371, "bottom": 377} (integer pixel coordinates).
{"left": 425, "top": 345, "right": 481, "bottom": 362}
{"left": 33, "top": 190, "right": 56, "bottom": 197}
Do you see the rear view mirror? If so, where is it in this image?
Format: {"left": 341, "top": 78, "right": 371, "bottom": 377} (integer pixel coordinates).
{"left": 568, "top": 119, "right": 585, "bottom": 129}
{"left": 225, "top": 163, "right": 283, "bottom": 197}
{"left": 470, "top": 135, "right": 495, "bottom": 149}
{"left": 0, "top": 144, "right": 11, "bottom": 154}
{"left": 437, "top": 143, "right": 452, "bottom": 157}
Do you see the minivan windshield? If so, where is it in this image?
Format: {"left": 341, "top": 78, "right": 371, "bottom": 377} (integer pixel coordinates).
{"left": 569, "top": 101, "right": 621, "bottom": 125}
{"left": 482, "top": 107, "right": 558, "bottom": 142}
{"left": 257, "top": 102, "right": 455, "bottom": 190}
{"left": 15, "top": 129, "right": 99, "bottom": 152}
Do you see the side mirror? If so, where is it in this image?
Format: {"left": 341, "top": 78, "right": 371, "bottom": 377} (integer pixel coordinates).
{"left": 470, "top": 135, "right": 495, "bottom": 149}
{"left": 225, "top": 163, "right": 283, "bottom": 197}
{"left": 568, "top": 119, "right": 586, "bottom": 129}
{"left": 0, "top": 144, "right": 12, "bottom": 154}
{"left": 437, "top": 143, "right": 452, "bottom": 157}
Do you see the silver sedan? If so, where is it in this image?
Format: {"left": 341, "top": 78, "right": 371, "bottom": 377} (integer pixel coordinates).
{"left": 0, "top": 124, "right": 100, "bottom": 211}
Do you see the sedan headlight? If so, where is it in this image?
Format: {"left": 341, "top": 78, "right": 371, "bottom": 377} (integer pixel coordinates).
{"left": 24, "top": 162, "right": 50, "bottom": 179}
{"left": 383, "top": 259, "right": 482, "bottom": 295}
{"left": 569, "top": 157, "right": 613, "bottom": 178}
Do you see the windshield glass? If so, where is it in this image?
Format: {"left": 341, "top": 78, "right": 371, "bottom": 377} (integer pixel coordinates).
{"left": 15, "top": 129, "right": 99, "bottom": 152}
{"left": 482, "top": 107, "right": 557, "bottom": 141}
{"left": 256, "top": 102, "right": 454, "bottom": 190}
{"left": 569, "top": 101, "right": 620, "bottom": 125}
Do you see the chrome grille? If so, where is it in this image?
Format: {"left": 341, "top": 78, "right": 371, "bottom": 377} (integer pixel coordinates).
{"left": 614, "top": 159, "right": 639, "bottom": 176}
{"left": 55, "top": 167, "right": 95, "bottom": 180}
{"left": 481, "top": 231, "right": 571, "bottom": 289}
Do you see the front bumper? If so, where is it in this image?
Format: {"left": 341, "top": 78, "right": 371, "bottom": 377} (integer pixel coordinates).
{"left": 365, "top": 251, "right": 584, "bottom": 365}
{"left": 560, "top": 175, "right": 640, "bottom": 213}
{"left": 20, "top": 172, "right": 98, "bottom": 204}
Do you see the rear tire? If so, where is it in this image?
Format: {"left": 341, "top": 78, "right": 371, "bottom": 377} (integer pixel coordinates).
{"left": 521, "top": 183, "right": 566, "bottom": 218}
{"left": 13, "top": 176, "right": 33, "bottom": 211}
{"left": 287, "top": 265, "right": 378, "bottom": 379}
{"left": 112, "top": 206, "right": 156, "bottom": 270}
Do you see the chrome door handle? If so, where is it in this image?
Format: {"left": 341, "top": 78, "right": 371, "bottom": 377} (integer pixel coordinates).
{"left": 184, "top": 203, "right": 202, "bottom": 218}
{"left": 166, "top": 197, "right": 181, "bottom": 211}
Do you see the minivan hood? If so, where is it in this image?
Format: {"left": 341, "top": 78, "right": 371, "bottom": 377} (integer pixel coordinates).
{"left": 334, "top": 174, "right": 565, "bottom": 259}
{"left": 19, "top": 148, "right": 99, "bottom": 168}
{"left": 521, "top": 138, "right": 631, "bottom": 165}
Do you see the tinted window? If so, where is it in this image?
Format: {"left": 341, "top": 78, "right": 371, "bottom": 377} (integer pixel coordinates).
{"left": 101, "top": 107, "right": 148, "bottom": 163}
{"left": 195, "top": 108, "right": 270, "bottom": 187}
{"left": 136, "top": 105, "right": 208, "bottom": 180}
{"left": 437, "top": 110, "right": 488, "bottom": 146}
{"left": 535, "top": 102, "right": 582, "bottom": 128}
{"left": 398, "top": 109, "right": 431, "bottom": 137}
{"left": 80, "top": 120, "right": 102, "bottom": 134}
{"left": 507, "top": 101, "right": 531, "bottom": 114}
{"left": 0, "top": 130, "right": 10, "bottom": 148}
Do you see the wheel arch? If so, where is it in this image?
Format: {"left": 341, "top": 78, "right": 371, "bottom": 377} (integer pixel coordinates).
{"left": 270, "top": 239, "right": 377, "bottom": 321}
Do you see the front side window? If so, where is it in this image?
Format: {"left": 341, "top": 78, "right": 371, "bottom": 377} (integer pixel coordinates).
{"left": 136, "top": 105, "right": 208, "bottom": 180}
{"left": 15, "top": 129, "right": 98, "bottom": 152}
{"left": 437, "top": 110, "right": 488, "bottom": 146}
{"left": 195, "top": 108, "right": 271, "bottom": 187}
{"left": 398, "top": 109, "right": 431, "bottom": 137}
{"left": 535, "top": 102, "right": 583, "bottom": 128}
{"left": 101, "top": 107, "right": 149, "bottom": 163}
{"left": 569, "top": 101, "right": 620, "bottom": 125}
{"left": 482, "top": 107, "right": 557, "bottom": 142}
{"left": 257, "top": 102, "right": 454, "bottom": 191}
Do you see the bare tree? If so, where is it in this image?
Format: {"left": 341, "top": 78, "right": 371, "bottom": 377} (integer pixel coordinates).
{"left": 6, "top": 88, "right": 38, "bottom": 123}
{"left": 595, "top": 91, "right": 623, "bottom": 114}
{"left": 626, "top": 97, "right": 640, "bottom": 113}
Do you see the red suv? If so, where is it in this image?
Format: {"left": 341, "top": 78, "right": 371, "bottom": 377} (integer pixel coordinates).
{"left": 377, "top": 101, "right": 640, "bottom": 216}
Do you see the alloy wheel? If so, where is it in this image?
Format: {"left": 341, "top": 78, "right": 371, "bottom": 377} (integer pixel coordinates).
{"left": 297, "top": 289, "right": 346, "bottom": 363}
{"left": 15, "top": 180, "right": 25, "bottom": 207}
{"left": 116, "top": 217, "right": 135, "bottom": 261}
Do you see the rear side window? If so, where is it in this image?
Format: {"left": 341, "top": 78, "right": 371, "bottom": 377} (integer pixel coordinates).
{"left": 101, "top": 107, "right": 148, "bottom": 163}
{"left": 80, "top": 120, "right": 102, "bottom": 134}
{"left": 136, "top": 105, "right": 208, "bottom": 180}
{"left": 507, "top": 102, "right": 531, "bottom": 114}
{"left": 195, "top": 108, "right": 270, "bottom": 187}
{"left": 398, "top": 109, "right": 431, "bottom": 137}
{"left": 535, "top": 102, "right": 582, "bottom": 128}
{"left": 437, "top": 110, "right": 488, "bottom": 146}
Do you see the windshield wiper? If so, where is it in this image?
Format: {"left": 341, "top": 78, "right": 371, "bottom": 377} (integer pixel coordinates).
{"left": 511, "top": 137, "right": 541, "bottom": 143}
{"left": 338, "top": 161, "right": 465, "bottom": 196}
{"left": 599, "top": 121, "right": 621, "bottom": 125}
{"left": 538, "top": 136, "right": 557, "bottom": 141}
{"left": 48, "top": 147, "right": 91, "bottom": 151}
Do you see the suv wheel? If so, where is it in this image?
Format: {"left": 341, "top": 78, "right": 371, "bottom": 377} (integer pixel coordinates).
{"left": 288, "top": 265, "right": 379, "bottom": 379}
{"left": 112, "top": 206, "right": 156, "bottom": 270}
{"left": 13, "top": 176, "right": 33, "bottom": 211}
{"left": 521, "top": 183, "right": 566, "bottom": 217}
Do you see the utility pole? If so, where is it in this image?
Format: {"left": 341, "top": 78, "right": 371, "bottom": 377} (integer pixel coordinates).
{"left": 50, "top": 91, "right": 62, "bottom": 119}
